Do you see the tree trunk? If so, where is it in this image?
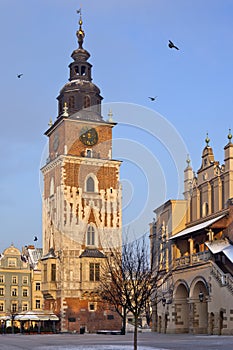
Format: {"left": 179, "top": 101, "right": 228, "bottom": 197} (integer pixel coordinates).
{"left": 134, "top": 316, "right": 138, "bottom": 350}
{"left": 121, "top": 306, "right": 127, "bottom": 335}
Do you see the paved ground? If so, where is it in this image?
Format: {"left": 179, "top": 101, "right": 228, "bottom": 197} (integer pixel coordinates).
{"left": 0, "top": 332, "right": 232, "bottom": 350}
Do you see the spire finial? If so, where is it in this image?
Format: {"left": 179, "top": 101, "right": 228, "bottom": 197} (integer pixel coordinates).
{"left": 228, "top": 128, "right": 232, "bottom": 143}
{"left": 108, "top": 109, "right": 113, "bottom": 122}
{"left": 186, "top": 154, "right": 191, "bottom": 167}
{"left": 48, "top": 118, "right": 53, "bottom": 127}
{"left": 62, "top": 102, "right": 69, "bottom": 117}
{"left": 205, "top": 132, "right": 210, "bottom": 146}
{"left": 76, "top": 7, "right": 85, "bottom": 49}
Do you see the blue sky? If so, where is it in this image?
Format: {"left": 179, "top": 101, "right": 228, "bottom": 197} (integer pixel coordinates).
{"left": 0, "top": 0, "right": 233, "bottom": 250}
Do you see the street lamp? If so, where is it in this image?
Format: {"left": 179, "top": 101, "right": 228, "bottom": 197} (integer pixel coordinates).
{"left": 199, "top": 291, "right": 204, "bottom": 302}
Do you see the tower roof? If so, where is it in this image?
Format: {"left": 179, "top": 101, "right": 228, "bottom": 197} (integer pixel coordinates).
{"left": 56, "top": 10, "right": 103, "bottom": 122}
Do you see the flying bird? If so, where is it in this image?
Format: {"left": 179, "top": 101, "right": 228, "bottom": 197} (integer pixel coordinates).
{"left": 17, "top": 74, "right": 23, "bottom": 78}
{"left": 34, "top": 236, "right": 38, "bottom": 242}
{"left": 168, "top": 40, "right": 179, "bottom": 50}
{"left": 148, "top": 96, "right": 157, "bottom": 101}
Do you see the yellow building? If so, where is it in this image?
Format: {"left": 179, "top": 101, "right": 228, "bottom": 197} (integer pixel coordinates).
{"left": 150, "top": 133, "right": 233, "bottom": 335}
{"left": 0, "top": 244, "right": 31, "bottom": 324}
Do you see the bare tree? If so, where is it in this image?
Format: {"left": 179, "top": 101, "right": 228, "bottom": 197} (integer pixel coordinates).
{"left": 98, "top": 245, "right": 128, "bottom": 335}
{"left": 98, "top": 235, "right": 171, "bottom": 350}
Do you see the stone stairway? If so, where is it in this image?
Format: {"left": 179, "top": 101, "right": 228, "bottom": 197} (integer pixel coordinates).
{"left": 210, "top": 261, "right": 233, "bottom": 294}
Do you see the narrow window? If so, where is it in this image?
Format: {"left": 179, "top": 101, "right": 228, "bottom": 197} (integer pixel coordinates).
{"left": 211, "top": 183, "right": 214, "bottom": 213}
{"left": 86, "top": 176, "right": 95, "bottom": 192}
{"left": 23, "top": 276, "right": 28, "bottom": 285}
{"left": 50, "top": 177, "right": 55, "bottom": 196}
{"left": 0, "top": 302, "right": 4, "bottom": 311}
{"left": 68, "top": 96, "right": 75, "bottom": 109}
{"left": 22, "top": 288, "right": 28, "bottom": 297}
{"left": 90, "top": 263, "right": 94, "bottom": 281}
{"left": 84, "top": 95, "right": 91, "bottom": 108}
{"left": 12, "top": 288, "right": 17, "bottom": 297}
{"left": 11, "top": 303, "right": 17, "bottom": 313}
{"left": 89, "top": 263, "right": 100, "bottom": 281}
{"left": 81, "top": 66, "right": 86, "bottom": 75}
{"left": 0, "top": 287, "right": 4, "bottom": 296}
{"left": 222, "top": 180, "right": 225, "bottom": 209}
{"left": 51, "top": 264, "right": 56, "bottom": 282}
{"left": 0, "top": 275, "right": 3, "bottom": 283}
{"left": 35, "top": 282, "right": 41, "bottom": 291}
{"left": 36, "top": 300, "right": 41, "bottom": 309}
{"left": 200, "top": 190, "right": 203, "bottom": 217}
{"left": 44, "top": 264, "right": 47, "bottom": 282}
{"left": 87, "top": 226, "right": 95, "bottom": 246}
{"left": 86, "top": 149, "right": 92, "bottom": 158}
{"left": 12, "top": 276, "right": 17, "bottom": 284}
{"left": 22, "top": 303, "right": 28, "bottom": 311}
{"left": 75, "top": 66, "right": 80, "bottom": 75}
{"left": 95, "top": 263, "right": 100, "bottom": 281}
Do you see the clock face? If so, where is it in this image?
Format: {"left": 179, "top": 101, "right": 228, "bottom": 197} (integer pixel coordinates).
{"left": 79, "top": 127, "right": 98, "bottom": 146}
{"left": 53, "top": 134, "right": 59, "bottom": 151}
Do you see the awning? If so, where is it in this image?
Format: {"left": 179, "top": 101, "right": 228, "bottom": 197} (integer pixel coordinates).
{"left": 222, "top": 245, "right": 233, "bottom": 263}
{"left": 15, "top": 312, "right": 39, "bottom": 321}
{"left": 205, "top": 240, "right": 230, "bottom": 254}
{"left": 0, "top": 316, "right": 11, "bottom": 321}
{"left": 169, "top": 214, "right": 226, "bottom": 240}
{"left": 205, "top": 240, "right": 233, "bottom": 263}
{"left": 14, "top": 311, "right": 59, "bottom": 321}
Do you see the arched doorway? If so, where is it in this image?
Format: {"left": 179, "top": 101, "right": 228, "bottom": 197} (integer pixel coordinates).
{"left": 191, "top": 280, "right": 208, "bottom": 334}
{"left": 174, "top": 282, "right": 189, "bottom": 333}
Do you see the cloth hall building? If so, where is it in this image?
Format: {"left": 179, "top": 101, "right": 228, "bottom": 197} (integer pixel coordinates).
{"left": 150, "top": 134, "right": 233, "bottom": 335}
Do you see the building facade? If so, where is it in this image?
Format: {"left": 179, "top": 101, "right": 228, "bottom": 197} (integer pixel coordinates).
{"left": 0, "top": 245, "right": 31, "bottom": 322}
{"left": 0, "top": 244, "right": 44, "bottom": 330}
{"left": 150, "top": 134, "right": 233, "bottom": 335}
{"left": 41, "top": 12, "right": 122, "bottom": 332}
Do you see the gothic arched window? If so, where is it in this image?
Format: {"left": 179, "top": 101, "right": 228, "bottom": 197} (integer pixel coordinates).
{"left": 87, "top": 225, "right": 95, "bottom": 246}
{"left": 86, "top": 176, "right": 95, "bottom": 192}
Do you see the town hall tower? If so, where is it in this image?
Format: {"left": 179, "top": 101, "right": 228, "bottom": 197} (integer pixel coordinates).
{"left": 41, "top": 12, "right": 122, "bottom": 332}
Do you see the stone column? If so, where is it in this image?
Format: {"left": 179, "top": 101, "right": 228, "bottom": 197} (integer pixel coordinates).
{"left": 188, "top": 238, "right": 194, "bottom": 265}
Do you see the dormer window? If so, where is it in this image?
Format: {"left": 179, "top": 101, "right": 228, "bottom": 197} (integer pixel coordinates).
{"left": 84, "top": 95, "right": 91, "bottom": 108}
{"left": 68, "top": 96, "right": 75, "bottom": 109}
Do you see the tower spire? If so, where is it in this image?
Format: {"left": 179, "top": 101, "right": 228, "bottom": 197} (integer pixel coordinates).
{"left": 205, "top": 132, "right": 210, "bottom": 146}
{"left": 76, "top": 8, "right": 85, "bottom": 49}
{"left": 228, "top": 128, "right": 232, "bottom": 144}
